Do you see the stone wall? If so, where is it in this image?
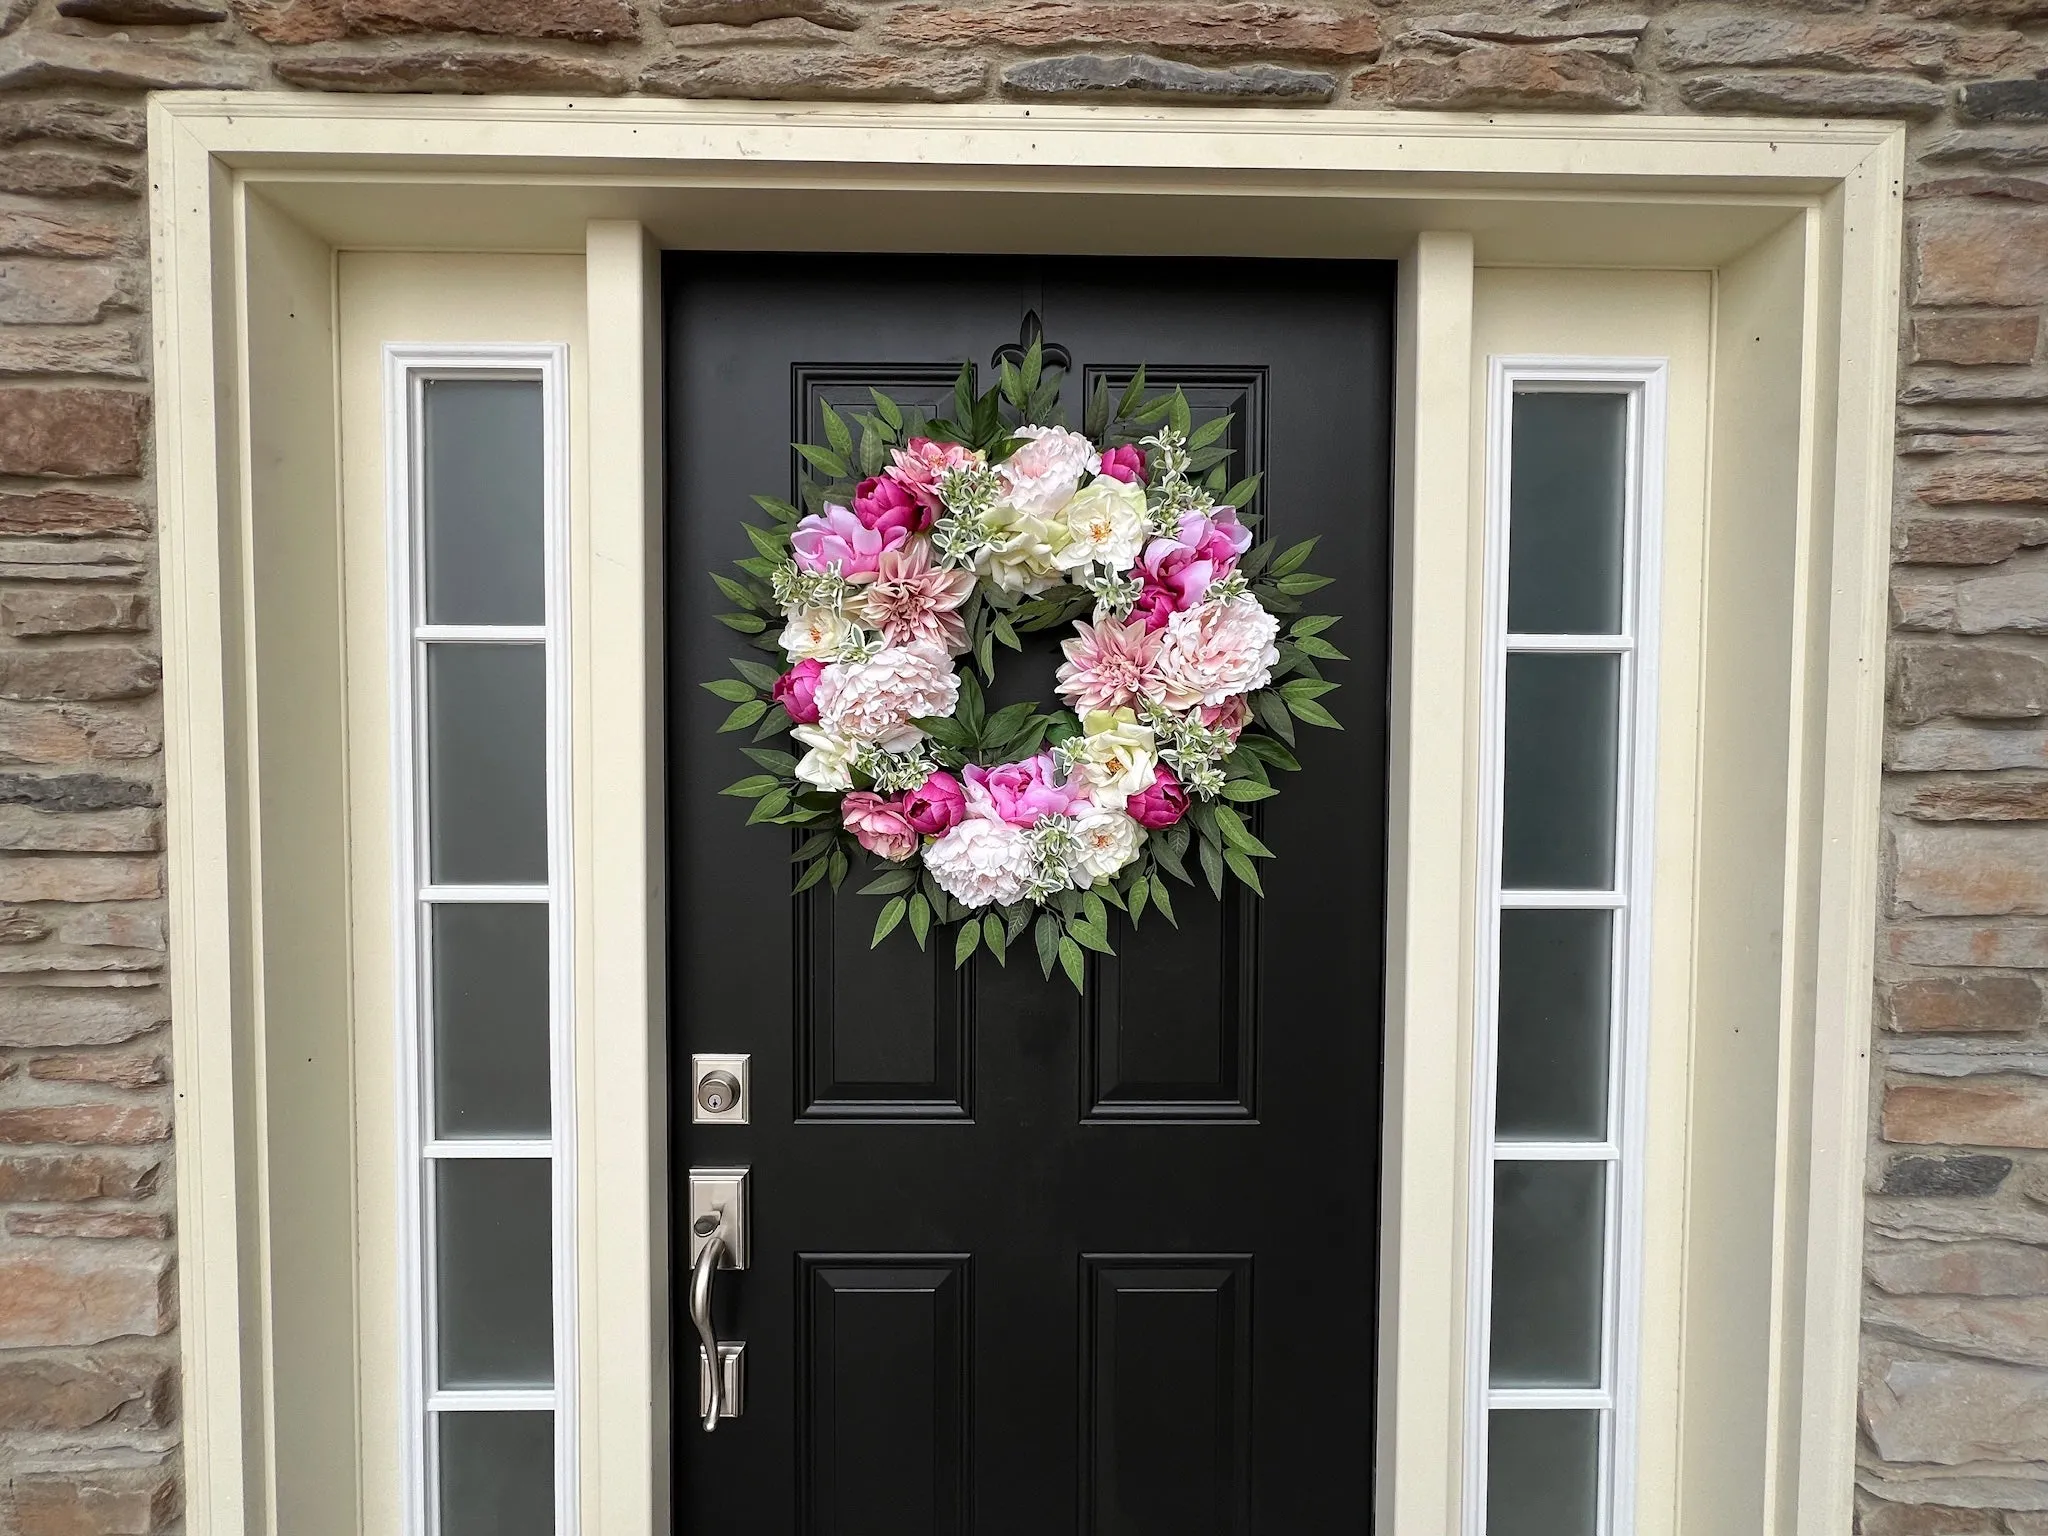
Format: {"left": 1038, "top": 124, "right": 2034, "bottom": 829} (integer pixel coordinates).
{"left": 0, "top": 0, "right": 2042, "bottom": 1529}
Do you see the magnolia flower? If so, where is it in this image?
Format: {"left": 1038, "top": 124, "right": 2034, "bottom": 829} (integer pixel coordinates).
{"left": 850, "top": 539, "right": 977, "bottom": 655}
{"left": 998, "top": 425, "right": 1096, "bottom": 519}
{"left": 791, "top": 724, "right": 856, "bottom": 790}
{"left": 1056, "top": 614, "right": 1164, "bottom": 714}
{"left": 923, "top": 815, "right": 1039, "bottom": 908}
{"left": 885, "top": 437, "right": 981, "bottom": 514}
{"left": 1071, "top": 708, "right": 1158, "bottom": 811}
{"left": 1052, "top": 478, "right": 1149, "bottom": 572}
{"left": 814, "top": 642, "right": 960, "bottom": 752}
{"left": 971, "top": 503, "right": 1068, "bottom": 595}
{"left": 1066, "top": 807, "right": 1146, "bottom": 885}
{"left": 779, "top": 605, "right": 858, "bottom": 662}
{"left": 790, "top": 504, "right": 908, "bottom": 579}
{"left": 841, "top": 791, "right": 918, "bottom": 862}
{"left": 1154, "top": 593, "right": 1280, "bottom": 710}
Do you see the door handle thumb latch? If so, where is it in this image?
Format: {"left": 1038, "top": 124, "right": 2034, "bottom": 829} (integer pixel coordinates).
{"left": 688, "top": 1168, "right": 748, "bottom": 1431}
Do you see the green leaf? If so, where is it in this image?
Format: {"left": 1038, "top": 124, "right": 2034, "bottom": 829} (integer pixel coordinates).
{"left": 993, "top": 615, "right": 1021, "bottom": 651}
{"left": 732, "top": 657, "right": 784, "bottom": 691}
{"left": 720, "top": 774, "right": 781, "bottom": 798}
{"left": 913, "top": 714, "right": 973, "bottom": 749}
{"left": 1290, "top": 614, "right": 1340, "bottom": 639}
{"left": 1057, "top": 936, "right": 1087, "bottom": 993}
{"left": 1069, "top": 919, "right": 1113, "bottom": 955}
{"left": 1115, "top": 367, "right": 1148, "bottom": 420}
{"left": 1150, "top": 835, "right": 1190, "bottom": 884}
{"left": 954, "top": 919, "right": 982, "bottom": 969}
{"left": 871, "top": 896, "right": 907, "bottom": 947}
{"left": 1085, "top": 375, "right": 1112, "bottom": 440}
{"left": 1222, "top": 474, "right": 1262, "bottom": 510}
{"left": 828, "top": 846, "right": 848, "bottom": 888}
{"left": 1128, "top": 875, "right": 1149, "bottom": 925}
{"left": 859, "top": 869, "right": 916, "bottom": 896}
{"left": 742, "top": 523, "right": 787, "bottom": 562}
{"left": 978, "top": 630, "right": 996, "bottom": 681}
{"left": 982, "top": 912, "right": 1007, "bottom": 965}
{"left": 745, "top": 788, "right": 790, "bottom": 823}
{"left": 1292, "top": 635, "right": 1348, "bottom": 661}
{"left": 998, "top": 356, "right": 1025, "bottom": 409}
{"left": 1150, "top": 876, "right": 1177, "bottom": 927}
{"left": 858, "top": 422, "right": 885, "bottom": 477}
{"left": 793, "top": 855, "right": 831, "bottom": 894}
{"left": 703, "top": 677, "right": 757, "bottom": 702}
{"left": 1236, "top": 734, "right": 1300, "bottom": 771}
{"left": 1214, "top": 804, "right": 1274, "bottom": 858}
{"left": 1270, "top": 537, "right": 1320, "bottom": 577}
{"left": 1035, "top": 910, "right": 1061, "bottom": 979}
{"left": 1021, "top": 335, "right": 1043, "bottom": 395}
{"left": 1187, "top": 411, "right": 1232, "bottom": 451}
{"left": 1251, "top": 690, "right": 1295, "bottom": 745}
{"left": 1167, "top": 389, "right": 1192, "bottom": 438}
{"left": 791, "top": 829, "right": 836, "bottom": 861}
{"left": 1220, "top": 779, "right": 1279, "bottom": 802}
{"left": 1280, "top": 678, "right": 1339, "bottom": 703}
{"left": 715, "top": 611, "right": 767, "bottom": 634}
{"left": 1082, "top": 890, "right": 1108, "bottom": 931}
{"left": 793, "top": 440, "right": 851, "bottom": 481}
{"left": 1274, "top": 572, "right": 1335, "bottom": 596}
{"left": 819, "top": 400, "right": 853, "bottom": 461}
{"left": 752, "top": 493, "right": 801, "bottom": 522}
{"left": 718, "top": 699, "right": 768, "bottom": 733}
{"left": 1224, "top": 848, "right": 1266, "bottom": 896}
{"left": 735, "top": 556, "right": 779, "bottom": 580}
{"left": 870, "top": 388, "right": 903, "bottom": 431}
{"left": 1198, "top": 836, "right": 1225, "bottom": 898}
{"left": 957, "top": 671, "right": 985, "bottom": 737}
{"left": 908, "top": 892, "right": 932, "bottom": 948}
{"left": 753, "top": 704, "right": 793, "bottom": 741}
{"left": 1287, "top": 695, "right": 1343, "bottom": 729}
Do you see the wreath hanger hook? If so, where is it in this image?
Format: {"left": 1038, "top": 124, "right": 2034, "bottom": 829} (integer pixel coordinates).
{"left": 992, "top": 310, "right": 1071, "bottom": 374}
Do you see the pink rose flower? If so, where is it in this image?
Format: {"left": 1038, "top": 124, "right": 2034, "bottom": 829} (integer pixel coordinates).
{"left": 1096, "top": 444, "right": 1147, "bottom": 484}
{"left": 851, "top": 539, "right": 977, "bottom": 656}
{"left": 884, "top": 437, "right": 979, "bottom": 514}
{"left": 901, "top": 770, "right": 966, "bottom": 836}
{"left": 1197, "top": 693, "right": 1253, "bottom": 744}
{"left": 790, "top": 504, "right": 909, "bottom": 579}
{"left": 772, "top": 658, "right": 825, "bottom": 725}
{"left": 1154, "top": 594, "right": 1281, "bottom": 710}
{"left": 1056, "top": 614, "right": 1165, "bottom": 714}
{"left": 841, "top": 791, "right": 918, "bottom": 863}
{"left": 1125, "top": 764, "right": 1188, "bottom": 829}
{"left": 852, "top": 474, "right": 933, "bottom": 538}
{"left": 964, "top": 754, "right": 1090, "bottom": 828}
{"left": 1131, "top": 508, "right": 1253, "bottom": 631}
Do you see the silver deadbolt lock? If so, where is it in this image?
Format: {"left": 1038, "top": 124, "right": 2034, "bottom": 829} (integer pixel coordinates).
{"left": 698, "top": 1071, "right": 740, "bottom": 1114}
{"left": 690, "top": 1054, "right": 749, "bottom": 1124}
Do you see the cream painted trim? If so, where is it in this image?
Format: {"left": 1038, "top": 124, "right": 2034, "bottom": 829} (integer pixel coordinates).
{"left": 147, "top": 97, "right": 1901, "bottom": 1536}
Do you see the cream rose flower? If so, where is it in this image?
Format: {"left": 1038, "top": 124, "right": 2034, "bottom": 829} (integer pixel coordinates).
{"left": 1154, "top": 593, "right": 1281, "bottom": 710}
{"left": 814, "top": 642, "right": 960, "bottom": 752}
{"left": 1066, "top": 807, "right": 1146, "bottom": 885}
{"left": 791, "top": 724, "right": 856, "bottom": 790}
{"left": 970, "top": 504, "right": 1069, "bottom": 595}
{"left": 923, "top": 815, "right": 1038, "bottom": 908}
{"left": 779, "top": 605, "right": 858, "bottom": 662}
{"left": 1071, "top": 708, "right": 1158, "bottom": 811}
{"left": 998, "top": 424, "right": 1097, "bottom": 519}
{"left": 1052, "top": 478, "right": 1149, "bottom": 573}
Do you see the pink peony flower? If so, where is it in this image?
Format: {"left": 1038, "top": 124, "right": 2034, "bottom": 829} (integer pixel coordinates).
{"left": 814, "top": 642, "right": 960, "bottom": 752}
{"left": 964, "top": 754, "right": 1090, "bottom": 827}
{"left": 851, "top": 539, "right": 977, "bottom": 656}
{"left": 1096, "top": 444, "right": 1147, "bottom": 484}
{"left": 884, "top": 437, "right": 979, "bottom": 514}
{"left": 852, "top": 474, "right": 933, "bottom": 538}
{"left": 841, "top": 791, "right": 918, "bottom": 863}
{"left": 772, "top": 658, "right": 825, "bottom": 724}
{"left": 1153, "top": 594, "right": 1281, "bottom": 711}
{"left": 998, "top": 425, "right": 1096, "bottom": 518}
{"left": 790, "top": 504, "right": 909, "bottom": 579}
{"left": 1130, "top": 507, "right": 1255, "bottom": 631}
{"left": 921, "top": 815, "right": 1037, "bottom": 908}
{"left": 1197, "top": 693, "right": 1253, "bottom": 744}
{"left": 1056, "top": 614, "right": 1165, "bottom": 714}
{"left": 1125, "top": 764, "right": 1189, "bottom": 829}
{"left": 901, "top": 770, "right": 966, "bottom": 836}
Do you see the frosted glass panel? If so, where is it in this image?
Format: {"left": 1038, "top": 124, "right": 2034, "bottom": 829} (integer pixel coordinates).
{"left": 1507, "top": 391, "right": 1627, "bottom": 636}
{"left": 1496, "top": 909, "right": 1612, "bottom": 1141}
{"left": 439, "top": 1410, "right": 553, "bottom": 1536}
{"left": 435, "top": 1159, "right": 552, "bottom": 1388}
{"left": 1501, "top": 654, "right": 1619, "bottom": 891}
{"left": 422, "top": 378, "right": 545, "bottom": 626}
{"left": 432, "top": 904, "right": 550, "bottom": 1139}
{"left": 426, "top": 643, "right": 547, "bottom": 884}
{"left": 1490, "top": 1160, "right": 1606, "bottom": 1387}
{"left": 1487, "top": 1410, "right": 1600, "bottom": 1536}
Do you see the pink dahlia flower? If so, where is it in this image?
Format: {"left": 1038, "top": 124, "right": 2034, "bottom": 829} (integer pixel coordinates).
{"left": 884, "top": 437, "right": 980, "bottom": 514}
{"left": 901, "top": 770, "right": 966, "bottom": 836}
{"left": 1055, "top": 614, "right": 1165, "bottom": 714}
{"left": 964, "top": 754, "right": 1090, "bottom": 828}
{"left": 841, "top": 791, "right": 918, "bottom": 863}
{"left": 851, "top": 539, "right": 977, "bottom": 656}
{"left": 1153, "top": 594, "right": 1280, "bottom": 711}
{"left": 1125, "top": 764, "right": 1189, "bottom": 829}
{"left": 1131, "top": 507, "right": 1253, "bottom": 631}
{"left": 1096, "top": 444, "right": 1147, "bottom": 484}
{"left": 790, "top": 504, "right": 909, "bottom": 579}
{"left": 771, "top": 658, "right": 825, "bottom": 725}
{"left": 852, "top": 473, "right": 933, "bottom": 538}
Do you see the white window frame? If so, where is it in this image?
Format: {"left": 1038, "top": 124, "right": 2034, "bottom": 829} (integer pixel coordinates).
{"left": 385, "top": 343, "right": 580, "bottom": 1536}
{"left": 1464, "top": 356, "right": 1668, "bottom": 1536}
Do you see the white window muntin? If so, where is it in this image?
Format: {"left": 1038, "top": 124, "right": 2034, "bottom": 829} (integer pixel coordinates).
{"left": 1465, "top": 356, "right": 1666, "bottom": 1536}
{"left": 385, "top": 344, "right": 578, "bottom": 1536}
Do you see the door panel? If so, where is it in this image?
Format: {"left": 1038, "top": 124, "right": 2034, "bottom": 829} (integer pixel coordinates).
{"left": 668, "top": 253, "right": 1393, "bottom": 1532}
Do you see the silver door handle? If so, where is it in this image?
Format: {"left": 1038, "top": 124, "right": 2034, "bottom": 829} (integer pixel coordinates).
{"left": 687, "top": 1168, "right": 748, "bottom": 1432}
{"left": 690, "top": 1214, "right": 729, "bottom": 1431}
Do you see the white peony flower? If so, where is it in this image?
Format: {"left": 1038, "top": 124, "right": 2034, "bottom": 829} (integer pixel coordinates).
{"left": 814, "top": 642, "right": 961, "bottom": 752}
{"left": 1066, "top": 807, "right": 1146, "bottom": 885}
{"left": 970, "top": 504, "right": 1068, "bottom": 596}
{"left": 779, "top": 605, "right": 858, "bottom": 662}
{"left": 998, "top": 424, "right": 1098, "bottom": 519}
{"left": 1052, "top": 478, "right": 1149, "bottom": 573}
{"left": 923, "top": 816, "right": 1039, "bottom": 909}
{"left": 791, "top": 724, "right": 856, "bottom": 790}
{"left": 1071, "top": 708, "right": 1158, "bottom": 810}
{"left": 1153, "top": 593, "right": 1281, "bottom": 710}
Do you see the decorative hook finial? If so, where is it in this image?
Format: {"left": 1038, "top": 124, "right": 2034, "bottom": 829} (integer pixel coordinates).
{"left": 992, "top": 309, "right": 1071, "bottom": 374}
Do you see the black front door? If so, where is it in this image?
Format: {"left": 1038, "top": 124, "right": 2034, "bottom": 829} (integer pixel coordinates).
{"left": 668, "top": 254, "right": 1394, "bottom": 1534}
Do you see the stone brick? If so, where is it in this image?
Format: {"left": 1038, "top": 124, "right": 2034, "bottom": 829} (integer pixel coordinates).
{"left": 0, "top": 593, "right": 150, "bottom": 640}
{"left": 0, "top": 649, "right": 160, "bottom": 705}
{"left": 0, "top": 325, "right": 145, "bottom": 380}
{"left": 0, "top": 855, "right": 160, "bottom": 903}
{"left": 1862, "top": 1354, "right": 2048, "bottom": 1465}
{"left": 53, "top": 908, "right": 164, "bottom": 950}
{"left": 0, "top": 946, "right": 165, "bottom": 978}
{"left": 1859, "top": 1506, "right": 2005, "bottom": 1536}
{"left": 1915, "top": 204, "right": 2048, "bottom": 307}
{"left": 1912, "top": 172, "right": 2048, "bottom": 202}
{"left": 0, "top": 1104, "right": 169, "bottom": 1148}
{"left": 1908, "top": 778, "right": 2048, "bottom": 820}
{"left": 1679, "top": 69, "right": 1948, "bottom": 115}
{"left": 887, "top": 2, "right": 1383, "bottom": 59}
{"left": 0, "top": 775, "right": 158, "bottom": 813}
{"left": 647, "top": 48, "right": 991, "bottom": 99}
{"left": 58, "top": 0, "right": 227, "bottom": 18}
{"left": 1896, "top": 512, "right": 2048, "bottom": 564}
{"left": 0, "top": 152, "right": 139, "bottom": 201}
{"left": 1885, "top": 973, "right": 2043, "bottom": 1030}
{"left": 1890, "top": 0, "right": 2048, "bottom": 15}
{"left": 1894, "top": 568, "right": 2048, "bottom": 634}
{"left": 1402, "top": 13, "right": 1648, "bottom": 44}
{"left": 1919, "top": 457, "right": 2048, "bottom": 505}
{"left": 225, "top": 0, "right": 348, "bottom": 40}
{"left": 0, "top": 492, "right": 148, "bottom": 541}
{"left": 0, "top": 262, "right": 143, "bottom": 328}
{"left": 1351, "top": 43, "right": 1641, "bottom": 110}
{"left": 1661, "top": 17, "right": 2019, "bottom": 75}
{"left": 29, "top": 1053, "right": 166, "bottom": 1089}
{"left": 0, "top": 102, "right": 144, "bottom": 153}
{"left": 0, "top": 34, "right": 265, "bottom": 92}
{"left": 1005, "top": 51, "right": 1335, "bottom": 100}
{"left": 659, "top": 0, "right": 861, "bottom": 23}
{"left": 1921, "top": 127, "right": 2048, "bottom": 170}
{"left": 0, "top": 1153, "right": 158, "bottom": 1202}
{"left": 1892, "top": 724, "right": 2048, "bottom": 770}
{"left": 0, "top": 201, "right": 139, "bottom": 261}
{"left": 1891, "top": 643, "right": 2048, "bottom": 724}
{"left": 0, "top": 908, "right": 49, "bottom": 943}
{"left": 1961, "top": 78, "right": 2048, "bottom": 122}
{"left": 0, "top": 1254, "right": 173, "bottom": 1346}
{"left": 1890, "top": 922, "right": 2048, "bottom": 967}
{"left": 667, "top": 18, "right": 848, "bottom": 42}
{"left": 0, "top": 542, "right": 145, "bottom": 583}
{"left": 1880, "top": 1152, "right": 2016, "bottom": 1195}
{"left": 273, "top": 46, "right": 634, "bottom": 93}
{"left": 0, "top": 390, "right": 147, "bottom": 479}
{"left": 1894, "top": 825, "right": 2048, "bottom": 917}
{"left": 5, "top": 1463, "right": 179, "bottom": 1534}
{"left": 1870, "top": 1237, "right": 2048, "bottom": 1294}
{"left": 0, "top": 806, "right": 157, "bottom": 854}
{"left": 1914, "top": 313, "right": 2042, "bottom": 367}
{"left": 1885, "top": 1077, "right": 2048, "bottom": 1145}
{"left": 0, "top": 1355, "right": 168, "bottom": 1432}
{"left": 1868, "top": 1293, "right": 2048, "bottom": 1367}
{"left": 235, "top": 0, "right": 638, "bottom": 41}
{"left": 8, "top": 1210, "right": 171, "bottom": 1239}
{"left": 1901, "top": 371, "right": 2048, "bottom": 407}
{"left": 0, "top": 703, "right": 158, "bottom": 764}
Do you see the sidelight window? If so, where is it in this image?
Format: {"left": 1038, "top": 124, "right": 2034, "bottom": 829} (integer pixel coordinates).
{"left": 1468, "top": 362, "right": 1665, "bottom": 1536}
{"left": 388, "top": 351, "right": 577, "bottom": 1536}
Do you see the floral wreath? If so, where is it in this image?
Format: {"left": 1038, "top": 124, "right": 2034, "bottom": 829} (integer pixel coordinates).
{"left": 704, "top": 343, "right": 1344, "bottom": 992}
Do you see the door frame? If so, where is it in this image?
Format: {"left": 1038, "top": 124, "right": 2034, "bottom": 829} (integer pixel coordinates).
{"left": 146, "top": 97, "right": 1901, "bottom": 1536}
